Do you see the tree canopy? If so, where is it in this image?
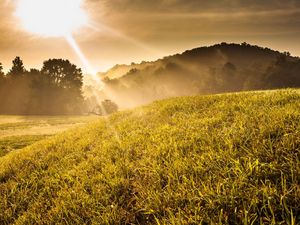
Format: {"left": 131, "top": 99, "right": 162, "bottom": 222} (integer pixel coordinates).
{"left": 0, "top": 57, "right": 86, "bottom": 115}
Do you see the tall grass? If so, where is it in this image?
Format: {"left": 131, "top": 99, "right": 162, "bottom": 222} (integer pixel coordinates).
{"left": 0, "top": 89, "right": 299, "bottom": 224}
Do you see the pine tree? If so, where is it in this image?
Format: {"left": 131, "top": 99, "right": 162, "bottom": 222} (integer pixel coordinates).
{"left": 7, "top": 57, "right": 26, "bottom": 79}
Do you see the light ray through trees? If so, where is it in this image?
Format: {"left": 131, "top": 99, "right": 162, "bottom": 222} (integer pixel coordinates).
{"left": 64, "top": 33, "right": 120, "bottom": 143}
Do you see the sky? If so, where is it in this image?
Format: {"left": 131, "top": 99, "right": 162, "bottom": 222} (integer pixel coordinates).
{"left": 0, "top": 0, "right": 300, "bottom": 74}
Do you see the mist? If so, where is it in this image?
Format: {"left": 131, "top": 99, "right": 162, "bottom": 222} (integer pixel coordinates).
{"left": 1, "top": 43, "right": 299, "bottom": 115}
{"left": 84, "top": 43, "right": 300, "bottom": 109}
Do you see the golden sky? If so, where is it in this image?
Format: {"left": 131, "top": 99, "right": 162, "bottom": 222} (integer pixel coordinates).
{"left": 1, "top": 0, "right": 300, "bottom": 73}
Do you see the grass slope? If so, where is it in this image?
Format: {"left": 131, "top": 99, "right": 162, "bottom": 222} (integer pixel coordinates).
{"left": 0, "top": 89, "right": 299, "bottom": 224}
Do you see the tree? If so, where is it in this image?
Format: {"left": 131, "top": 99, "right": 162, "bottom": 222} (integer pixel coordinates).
{"left": 0, "top": 62, "right": 5, "bottom": 89}
{"left": 0, "top": 63, "right": 5, "bottom": 113}
{"left": 102, "top": 99, "right": 118, "bottom": 114}
{"left": 91, "top": 99, "right": 119, "bottom": 116}
{"left": 0, "top": 62, "right": 5, "bottom": 82}
{"left": 26, "top": 69, "right": 50, "bottom": 114}
{"left": 0, "top": 62, "right": 4, "bottom": 75}
{"left": 7, "top": 57, "right": 26, "bottom": 79}
{"left": 41, "top": 59, "right": 83, "bottom": 91}
{"left": 241, "top": 42, "right": 250, "bottom": 47}
{"left": 3, "top": 58, "right": 31, "bottom": 114}
{"left": 0, "top": 58, "right": 86, "bottom": 115}
{"left": 41, "top": 59, "right": 84, "bottom": 114}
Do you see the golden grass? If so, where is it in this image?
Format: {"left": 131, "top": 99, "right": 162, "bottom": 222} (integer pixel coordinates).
{"left": 0, "top": 89, "right": 299, "bottom": 224}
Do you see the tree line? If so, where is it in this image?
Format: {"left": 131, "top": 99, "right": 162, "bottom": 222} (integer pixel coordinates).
{"left": 0, "top": 57, "right": 85, "bottom": 115}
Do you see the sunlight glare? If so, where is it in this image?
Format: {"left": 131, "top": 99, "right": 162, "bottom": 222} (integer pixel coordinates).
{"left": 65, "top": 35, "right": 95, "bottom": 75}
{"left": 65, "top": 34, "right": 103, "bottom": 86}
{"left": 16, "top": 0, "right": 87, "bottom": 37}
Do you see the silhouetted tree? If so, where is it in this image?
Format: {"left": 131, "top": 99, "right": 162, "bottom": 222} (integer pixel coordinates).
{"left": 7, "top": 57, "right": 26, "bottom": 79}
{"left": 41, "top": 59, "right": 84, "bottom": 114}
{"left": 2, "top": 57, "right": 31, "bottom": 114}
{"left": 0, "top": 63, "right": 4, "bottom": 83}
{"left": 241, "top": 42, "right": 251, "bottom": 47}
{"left": 91, "top": 99, "right": 118, "bottom": 116}
{"left": 0, "top": 63, "right": 5, "bottom": 113}
{"left": 0, "top": 62, "right": 4, "bottom": 75}
{"left": 0, "top": 57, "right": 86, "bottom": 115}
{"left": 25, "top": 69, "right": 47, "bottom": 114}
{"left": 0, "top": 62, "right": 5, "bottom": 96}
{"left": 102, "top": 99, "right": 118, "bottom": 114}
{"left": 41, "top": 59, "right": 83, "bottom": 91}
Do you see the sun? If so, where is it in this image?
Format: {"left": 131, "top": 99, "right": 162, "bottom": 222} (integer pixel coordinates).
{"left": 15, "top": 0, "right": 88, "bottom": 37}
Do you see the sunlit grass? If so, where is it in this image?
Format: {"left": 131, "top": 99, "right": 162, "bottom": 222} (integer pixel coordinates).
{"left": 0, "top": 115, "right": 98, "bottom": 157}
{"left": 0, "top": 89, "right": 299, "bottom": 224}
{"left": 0, "top": 135, "right": 50, "bottom": 157}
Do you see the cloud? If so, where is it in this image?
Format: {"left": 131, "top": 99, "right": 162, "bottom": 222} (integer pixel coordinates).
{"left": 86, "top": 0, "right": 300, "bottom": 36}
{"left": 0, "top": 0, "right": 300, "bottom": 72}
{"left": 91, "top": 0, "right": 300, "bottom": 13}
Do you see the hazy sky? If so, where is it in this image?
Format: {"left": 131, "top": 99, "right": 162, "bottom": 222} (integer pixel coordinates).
{"left": 0, "top": 0, "right": 300, "bottom": 73}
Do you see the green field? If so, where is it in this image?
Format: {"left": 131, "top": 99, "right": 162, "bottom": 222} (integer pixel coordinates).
{"left": 0, "top": 115, "right": 98, "bottom": 157}
{"left": 0, "top": 89, "right": 299, "bottom": 224}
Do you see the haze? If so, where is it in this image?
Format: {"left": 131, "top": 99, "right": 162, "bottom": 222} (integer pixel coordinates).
{"left": 0, "top": 0, "right": 300, "bottom": 73}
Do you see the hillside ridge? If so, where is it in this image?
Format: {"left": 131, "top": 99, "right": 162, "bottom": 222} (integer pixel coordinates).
{"left": 99, "top": 42, "right": 298, "bottom": 80}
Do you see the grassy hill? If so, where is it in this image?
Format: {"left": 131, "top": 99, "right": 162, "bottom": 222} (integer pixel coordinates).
{"left": 0, "top": 89, "right": 299, "bottom": 224}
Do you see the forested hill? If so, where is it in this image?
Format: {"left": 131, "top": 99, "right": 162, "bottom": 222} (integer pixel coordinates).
{"left": 98, "top": 43, "right": 300, "bottom": 108}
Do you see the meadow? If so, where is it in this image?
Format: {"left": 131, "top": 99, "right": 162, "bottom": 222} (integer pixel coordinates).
{"left": 0, "top": 89, "right": 299, "bottom": 224}
{"left": 0, "top": 115, "right": 98, "bottom": 157}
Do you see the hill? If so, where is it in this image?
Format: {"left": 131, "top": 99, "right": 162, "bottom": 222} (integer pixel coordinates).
{"left": 100, "top": 43, "right": 285, "bottom": 80}
{"left": 93, "top": 43, "right": 300, "bottom": 109}
{"left": 0, "top": 89, "right": 299, "bottom": 224}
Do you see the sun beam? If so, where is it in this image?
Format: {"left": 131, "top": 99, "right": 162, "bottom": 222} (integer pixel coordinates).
{"left": 65, "top": 34, "right": 95, "bottom": 75}
{"left": 15, "top": 0, "right": 102, "bottom": 85}
{"left": 15, "top": 0, "right": 87, "bottom": 37}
